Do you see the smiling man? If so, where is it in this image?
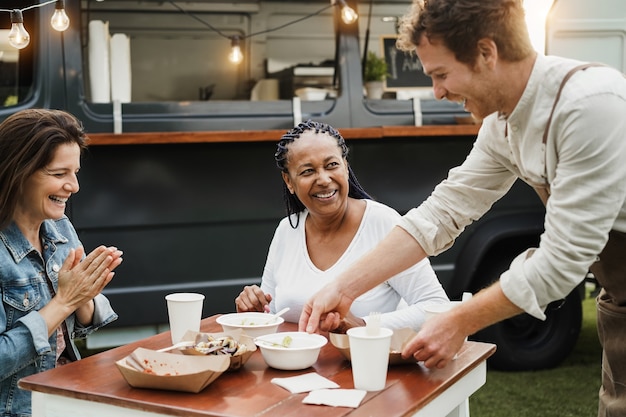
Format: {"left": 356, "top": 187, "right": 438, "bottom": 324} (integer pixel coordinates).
{"left": 298, "top": 1, "right": 626, "bottom": 416}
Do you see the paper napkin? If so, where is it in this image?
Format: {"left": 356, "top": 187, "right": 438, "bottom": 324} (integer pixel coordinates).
{"left": 302, "top": 389, "right": 367, "bottom": 408}
{"left": 271, "top": 372, "right": 339, "bottom": 394}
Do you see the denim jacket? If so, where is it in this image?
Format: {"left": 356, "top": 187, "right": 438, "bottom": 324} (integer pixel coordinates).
{"left": 0, "top": 217, "right": 118, "bottom": 417}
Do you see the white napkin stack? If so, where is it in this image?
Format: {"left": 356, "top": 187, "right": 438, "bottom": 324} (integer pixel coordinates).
{"left": 271, "top": 372, "right": 339, "bottom": 393}
{"left": 303, "top": 389, "right": 367, "bottom": 408}
{"left": 271, "top": 372, "right": 367, "bottom": 408}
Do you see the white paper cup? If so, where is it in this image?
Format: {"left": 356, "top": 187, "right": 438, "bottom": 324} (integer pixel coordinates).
{"left": 165, "top": 293, "right": 205, "bottom": 344}
{"left": 347, "top": 327, "right": 393, "bottom": 391}
{"left": 423, "top": 301, "right": 466, "bottom": 356}
{"left": 423, "top": 301, "right": 462, "bottom": 321}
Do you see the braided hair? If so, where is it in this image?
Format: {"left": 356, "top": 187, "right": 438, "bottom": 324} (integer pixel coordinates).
{"left": 274, "top": 120, "right": 372, "bottom": 228}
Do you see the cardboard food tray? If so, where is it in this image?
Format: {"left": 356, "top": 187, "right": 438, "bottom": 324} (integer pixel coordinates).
{"left": 178, "top": 329, "right": 256, "bottom": 371}
{"left": 115, "top": 347, "right": 229, "bottom": 393}
{"left": 329, "top": 327, "right": 418, "bottom": 365}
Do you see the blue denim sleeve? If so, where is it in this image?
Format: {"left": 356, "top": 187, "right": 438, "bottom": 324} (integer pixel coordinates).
{"left": 72, "top": 294, "right": 118, "bottom": 338}
{"left": 0, "top": 311, "right": 50, "bottom": 379}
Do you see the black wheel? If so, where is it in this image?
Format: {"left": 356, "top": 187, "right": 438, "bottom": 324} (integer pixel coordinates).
{"left": 469, "top": 253, "right": 583, "bottom": 371}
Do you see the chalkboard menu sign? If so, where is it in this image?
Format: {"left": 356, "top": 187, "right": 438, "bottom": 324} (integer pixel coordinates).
{"left": 381, "top": 35, "right": 433, "bottom": 90}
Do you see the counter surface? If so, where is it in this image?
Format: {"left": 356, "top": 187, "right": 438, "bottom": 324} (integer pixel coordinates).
{"left": 87, "top": 125, "right": 481, "bottom": 145}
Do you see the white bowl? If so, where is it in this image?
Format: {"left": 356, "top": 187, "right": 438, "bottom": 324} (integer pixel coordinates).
{"left": 255, "top": 331, "right": 327, "bottom": 370}
{"left": 216, "top": 312, "right": 283, "bottom": 338}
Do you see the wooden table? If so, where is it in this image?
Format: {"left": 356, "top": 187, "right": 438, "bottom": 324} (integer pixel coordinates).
{"left": 19, "top": 316, "right": 495, "bottom": 417}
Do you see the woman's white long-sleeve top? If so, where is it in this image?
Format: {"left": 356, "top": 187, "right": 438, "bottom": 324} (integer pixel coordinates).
{"left": 261, "top": 199, "right": 449, "bottom": 330}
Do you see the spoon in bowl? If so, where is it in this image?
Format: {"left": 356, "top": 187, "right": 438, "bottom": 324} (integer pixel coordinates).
{"left": 270, "top": 307, "right": 290, "bottom": 322}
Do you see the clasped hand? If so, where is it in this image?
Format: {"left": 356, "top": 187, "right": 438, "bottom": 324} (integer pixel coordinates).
{"left": 56, "top": 245, "right": 123, "bottom": 311}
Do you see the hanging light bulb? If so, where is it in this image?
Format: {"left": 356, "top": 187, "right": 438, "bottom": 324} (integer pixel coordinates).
{"left": 8, "top": 10, "right": 30, "bottom": 49}
{"left": 51, "top": 0, "right": 70, "bottom": 32}
{"left": 229, "top": 36, "right": 243, "bottom": 64}
{"left": 336, "top": 0, "right": 358, "bottom": 24}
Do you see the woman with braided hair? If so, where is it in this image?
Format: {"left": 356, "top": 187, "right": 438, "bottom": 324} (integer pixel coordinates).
{"left": 235, "top": 120, "right": 448, "bottom": 332}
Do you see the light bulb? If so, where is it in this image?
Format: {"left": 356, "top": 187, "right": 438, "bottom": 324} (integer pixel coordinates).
{"left": 334, "top": 0, "right": 358, "bottom": 24}
{"left": 229, "top": 37, "right": 243, "bottom": 64}
{"left": 51, "top": 0, "right": 70, "bottom": 32}
{"left": 341, "top": 5, "right": 358, "bottom": 24}
{"left": 8, "top": 10, "right": 30, "bottom": 49}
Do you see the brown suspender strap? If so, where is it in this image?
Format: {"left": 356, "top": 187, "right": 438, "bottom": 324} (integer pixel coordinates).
{"left": 535, "top": 63, "right": 606, "bottom": 204}
{"left": 534, "top": 63, "right": 626, "bottom": 416}
{"left": 541, "top": 63, "right": 606, "bottom": 145}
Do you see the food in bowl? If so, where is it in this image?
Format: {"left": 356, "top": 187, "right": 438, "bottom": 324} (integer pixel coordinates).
{"left": 216, "top": 312, "right": 283, "bottom": 338}
{"left": 116, "top": 347, "right": 229, "bottom": 393}
{"left": 255, "top": 331, "right": 327, "bottom": 370}
{"left": 193, "top": 334, "right": 249, "bottom": 356}
{"left": 179, "top": 330, "right": 257, "bottom": 371}
{"left": 329, "top": 327, "right": 419, "bottom": 365}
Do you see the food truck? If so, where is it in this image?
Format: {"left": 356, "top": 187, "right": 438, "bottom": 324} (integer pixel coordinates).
{"left": 0, "top": 0, "right": 623, "bottom": 370}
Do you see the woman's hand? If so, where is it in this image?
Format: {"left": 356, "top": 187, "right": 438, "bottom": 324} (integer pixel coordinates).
{"left": 41, "top": 245, "right": 122, "bottom": 335}
{"left": 56, "top": 246, "right": 122, "bottom": 309}
{"left": 235, "top": 285, "right": 272, "bottom": 313}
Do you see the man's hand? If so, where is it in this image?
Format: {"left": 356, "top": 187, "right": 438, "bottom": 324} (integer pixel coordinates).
{"left": 402, "top": 311, "right": 467, "bottom": 369}
{"left": 298, "top": 281, "right": 354, "bottom": 333}
{"left": 327, "top": 312, "right": 366, "bottom": 334}
{"left": 403, "top": 284, "right": 523, "bottom": 369}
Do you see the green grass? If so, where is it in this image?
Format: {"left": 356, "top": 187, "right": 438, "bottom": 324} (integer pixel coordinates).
{"left": 470, "top": 288, "right": 602, "bottom": 416}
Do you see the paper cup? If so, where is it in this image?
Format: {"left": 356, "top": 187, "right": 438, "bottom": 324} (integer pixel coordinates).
{"left": 347, "top": 327, "right": 393, "bottom": 391}
{"left": 423, "top": 301, "right": 466, "bottom": 355}
{"left": 165, "top": 293, "right": 205, "bottom": 344}
{"left": 423, "top": 301, "right": 462, "bottom": 321}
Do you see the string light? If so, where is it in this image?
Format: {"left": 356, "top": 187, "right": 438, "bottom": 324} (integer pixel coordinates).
{"left": 51, "top": 0, "right": 70, "bottom": 32}
{"left": 336, "top": 0, "right": 359, "bottom": 25}
{"left": 1, "top": 0, "right": 69, "bottom": 49}
{"left": 8, "top": 10, "right": 30, "bottom": 49}
{"left": 171, "top": 1, "right": 358, "bottom": 66}
{"left": 228, "top": 36, "right": 243, "bottom": 64}
{"left": 2, "top": 0, "right": 356, "bottom": 59}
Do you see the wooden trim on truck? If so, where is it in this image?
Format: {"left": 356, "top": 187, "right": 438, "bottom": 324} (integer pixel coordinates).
{"left": 86, "top": 124, "right": 481, "bottom": 145}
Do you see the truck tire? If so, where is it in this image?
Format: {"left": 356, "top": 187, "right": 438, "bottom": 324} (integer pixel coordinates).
{"left": 469, "top": 255, "right": 583, "bottom": 371}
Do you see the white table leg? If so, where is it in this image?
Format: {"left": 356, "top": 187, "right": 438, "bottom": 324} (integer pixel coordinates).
{"left": 444, "top": 398, "right": 470, "bottom": 417}
{"left": 412, "top": 361, "right": 486, "bottom": 417}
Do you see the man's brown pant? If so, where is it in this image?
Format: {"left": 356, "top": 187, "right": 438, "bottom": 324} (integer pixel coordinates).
{"left": 591, "top": 231, "right": 626, "bottom": 417}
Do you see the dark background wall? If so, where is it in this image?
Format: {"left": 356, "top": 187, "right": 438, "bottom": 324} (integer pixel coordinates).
{"left": 69, "top": 136, "right": 476, "bottom": 327}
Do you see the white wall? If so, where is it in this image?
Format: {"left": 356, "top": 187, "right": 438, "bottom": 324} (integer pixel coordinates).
{"left": 546, "top": 0, "right": 626, "bottom": 71}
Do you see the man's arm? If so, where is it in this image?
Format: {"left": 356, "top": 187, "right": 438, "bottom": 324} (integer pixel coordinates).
{"left": 299, "top": 226, "right": 427, "bottom": 332}
{"left": 404, "top": 280, "right": 523, "bottom": 368}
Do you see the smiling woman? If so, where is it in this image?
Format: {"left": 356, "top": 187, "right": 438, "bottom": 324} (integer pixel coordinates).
{"left": 0, "top": 108, "right": 122, "bottom": 416}
{"left": 234, "top": 119, "right": 450, "bottom": 332}
{"left": 20, "top": 143, "right": 81, "bottom": 226}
